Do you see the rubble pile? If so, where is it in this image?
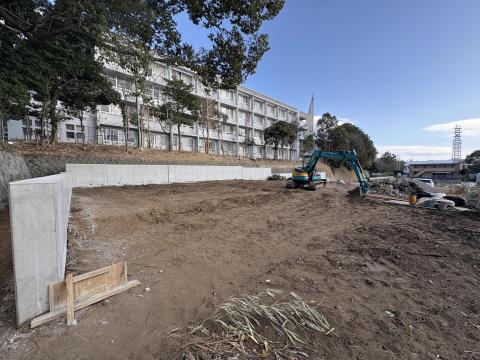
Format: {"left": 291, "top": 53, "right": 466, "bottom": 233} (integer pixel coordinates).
{"left": 466, "top": 185, "right": 480, "bottom": 210}
{"left": 369, "top": 177, "right": 433, "bottom": 198}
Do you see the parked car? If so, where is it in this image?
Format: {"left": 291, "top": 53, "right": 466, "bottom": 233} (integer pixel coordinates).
{"left": 418, "top": 178, "right": 435, "bottom": 187}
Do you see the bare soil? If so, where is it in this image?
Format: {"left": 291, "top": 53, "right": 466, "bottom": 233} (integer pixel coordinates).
{"left": 1, "top": 181, "right": 479, "bottom": 359}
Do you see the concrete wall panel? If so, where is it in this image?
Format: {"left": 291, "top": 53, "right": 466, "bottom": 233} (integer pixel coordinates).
{"left": 106, "top": 165, "right": 134, "bottom": 186}
{"left": 90, "top": 164, "right": 108, "bottom": 186}
{"left": 9, "top": 173, "right": 71, "bottom": 326}
{"left": 132, "top": 165, "right": 169, "bottom": 185}
{"left": 66, "top": 164, "right": 270, "bottom": 187}
{"left": 66, "top": 163, "right": 92, "bottom": 187}
{"left": 242, "top": 167, "right": 271, "bottom": 180}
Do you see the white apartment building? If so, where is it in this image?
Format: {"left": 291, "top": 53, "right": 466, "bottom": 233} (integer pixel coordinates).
{"left": 2, "top": 61, "right": 314, "bottom": 160}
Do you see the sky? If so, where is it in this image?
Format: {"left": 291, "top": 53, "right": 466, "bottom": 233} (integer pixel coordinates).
{"left": 175, "top": 0, "right": 480, "bottom": 160}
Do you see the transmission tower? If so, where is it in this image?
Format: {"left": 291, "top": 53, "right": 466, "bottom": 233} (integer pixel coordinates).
{"left": 452, "top": 125, "right": 462, "bottom": 160}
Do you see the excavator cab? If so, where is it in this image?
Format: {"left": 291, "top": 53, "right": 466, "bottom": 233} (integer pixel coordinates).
{"left": 287, "top": 154, "right": 326, "bottom": 190}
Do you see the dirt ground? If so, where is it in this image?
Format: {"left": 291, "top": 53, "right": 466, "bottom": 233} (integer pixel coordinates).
{"left": 1, "top": 181, "right": 479, "bottom": 359}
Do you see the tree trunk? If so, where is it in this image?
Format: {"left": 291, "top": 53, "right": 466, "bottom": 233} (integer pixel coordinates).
{"left": 0, "top": 113, "right": 4, "bottom": 144}
{"left": 146, "top": 108, "right": 151, "bottom": 149}
{"left": 80, "top": 111, "right": 85, "bottom": 147}
{"left": 274, "top": 144, "right": 278, "bottom": 160}
{"left": 38, "top": 99, "right": 48, "bottom": 145}
{"left": 168, "top": 123, "right": 173, "bottom": 151}
{"left": 205, "top": 126, "right": 210, "bottom": 154}
{"left": 121, "top": 102, "right": 129, "bottom": 152}
{"left": 177, "top": 124, "right": 182, "bottom": 151}
{"left": 135, "top": 83, "right": 142, "bottom": 149}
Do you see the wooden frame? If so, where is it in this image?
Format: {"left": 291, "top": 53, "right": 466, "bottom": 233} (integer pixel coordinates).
{"left": 31, "top": 262, "right": 140, "bottom": 328}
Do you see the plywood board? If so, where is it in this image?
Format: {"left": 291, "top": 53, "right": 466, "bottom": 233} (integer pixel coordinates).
{"left": 31, "top": 280, "right": 140, "bottom": 328}
{"left": 49, "top": 262, "right": 127, "bottom": 311}
{"left": 30, "top": 262, "right": 140, "bottom": 328}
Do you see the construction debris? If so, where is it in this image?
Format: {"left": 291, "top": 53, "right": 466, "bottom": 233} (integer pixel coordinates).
{"left": 417, "top": 197, "right": 455, "bottom": 211}
{"left": 369, "top": 177, "right": 441, "bottom": 198}
{"left": 30, "top": 262, "right": 140, "bottom": 328}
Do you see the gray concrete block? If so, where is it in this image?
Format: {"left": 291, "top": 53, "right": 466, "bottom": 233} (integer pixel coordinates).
{"left": 132, "top": 165, "right": 169, "bottom": 185}
{"left": 106, "top": 165, "right": 134, "bottom": 186}
{"left": 66, "top": 164, "right": 270, "bottom": 187}
{"left": 9, "top": 174, "right": 71, "bottom": 326}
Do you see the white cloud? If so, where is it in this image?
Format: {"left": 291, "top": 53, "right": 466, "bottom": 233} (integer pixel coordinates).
{"left": 313, "top": 115, "right": 355, "bottom": 126}
{"left": 376, "top": 145, "right": 452, "bottom": 161}
{"left": 423, "top": 118, "right": 480, "bottom": 137}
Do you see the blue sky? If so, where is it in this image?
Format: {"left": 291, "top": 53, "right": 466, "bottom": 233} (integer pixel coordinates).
{"left": 176, "top": 0, "right": 480, "bottom": 160}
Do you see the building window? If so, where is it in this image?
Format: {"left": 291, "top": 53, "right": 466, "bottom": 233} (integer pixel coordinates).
{"left": 239, "top": 94, "right": 249, "bottom": 104}
{"left": 152, "top": 87, "right": 160, "bottom": 100}
{"left": 104, "top": 128, "right": 125, "bottom": 144}
{"left": 66, "top": 124, "right": 75, "bottom": 139}
{"left": 117, "top": 78, "right": 133, "bottom": 93}
{"left": 158, "top": 65, "right": 167, "bottom": 78}
{"left": 254, "top": 115, "right": 263, "bottom": 127}
{"left": 172, "top": 71, "right": 193, "bottom": 84}
{"left": 267, "top": 104, "right": 275, "bottom": 116}
{"left": 221, "top": 106, "right": 234, "bottom": 120}
{"left": 220, "top": 89, "right": 234, "bottom": 101}
{"left": 254, "top": 100, "right": 263, "bottom": 111}
{"left": 279, "top": 109, "right": 286, "bottom": 119}
{"left": 182, "top": 137, "right": 194, "bottom": 149}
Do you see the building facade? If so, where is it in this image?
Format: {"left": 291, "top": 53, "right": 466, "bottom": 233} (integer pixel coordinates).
{"left": 408, "top": 160, "right": 464, "bottom": 180}
{"left": 2, "top": 61, "right": 314, "bottom": 160}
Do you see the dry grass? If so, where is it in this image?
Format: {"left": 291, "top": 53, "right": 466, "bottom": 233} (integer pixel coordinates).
{"left": 2, "top": 141, "right": 299, "bottom": 167}
{"left": 183, "top": 289, "right": 333, "bottom": 359}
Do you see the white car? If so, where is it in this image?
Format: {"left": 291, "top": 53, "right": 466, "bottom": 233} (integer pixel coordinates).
{"left": 418, "top": 178, "right": 435, "bottom": 188}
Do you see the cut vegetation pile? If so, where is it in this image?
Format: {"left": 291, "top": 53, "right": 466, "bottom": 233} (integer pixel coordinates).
{"left": 184, "top": 289, "right": 333, "bottom": 359}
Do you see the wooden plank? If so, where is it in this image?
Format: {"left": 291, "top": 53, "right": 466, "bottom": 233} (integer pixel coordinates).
{"left": 66, "top": 272, "right": 76, "bottom": 326}
{"left": 49, "top": 262, "right": 127, "bottom": 311}
{"left": 31, "top": 280, "right": 140, "bottom": 328}
{"left": 73, "top": 267, "right": 110, "bottom": 283}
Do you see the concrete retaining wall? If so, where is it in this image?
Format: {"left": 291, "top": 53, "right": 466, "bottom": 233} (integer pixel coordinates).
{"left": 66, "top": 164, "right": 271, "bottom": 187}
{"left": 9, "top": 173, "right": 71, "bottom": 326}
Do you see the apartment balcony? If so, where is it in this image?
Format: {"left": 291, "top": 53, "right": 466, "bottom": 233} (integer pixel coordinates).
{"left": 222, "top": 133, "right": 236, "bottom": 142}
{"left": 219, "top": 97, "right": 235, "bottom": 106}
{"left": 254, "top": 137, "right": 263, "bottom": 145}
{"left": 239, "top": 102, "right": 250, "bottom": 111}
{"left": 253, "top": 108, "right": 264, "bottom": 115}
{"left": 97, "top": 112, "right": 124, "bottom": 128}
{"left": 225, "top": 117, "right": 237, "bottom": 125}
{"left": 179, "top": 126, "right": 197, "bottom": 136}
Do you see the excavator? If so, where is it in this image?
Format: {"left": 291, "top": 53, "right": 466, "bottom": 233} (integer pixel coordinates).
{"left": 285, "top": 149, "right": 369, "bottom": 196}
